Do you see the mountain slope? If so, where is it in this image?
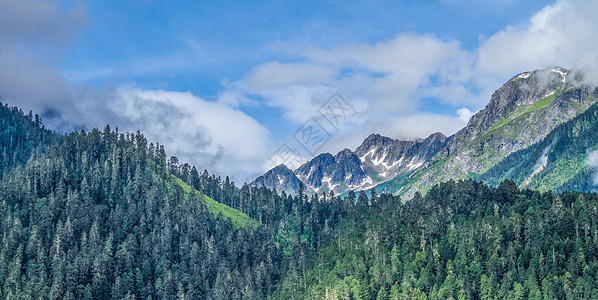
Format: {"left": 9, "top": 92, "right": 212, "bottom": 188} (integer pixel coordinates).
{"left": 0, "top": 123, "right": 285, "bottom": 299}
{"left": 0, "top": 103, "right": 357, "bottom": 299}
{"left": 170, "top": 175, "right": 255, "bottom": 228}
{"left": 478, "top": 98, "right": 598, "bottom": 192}
{"left": 378, "top": 67, "right": 598, "bottom": 198}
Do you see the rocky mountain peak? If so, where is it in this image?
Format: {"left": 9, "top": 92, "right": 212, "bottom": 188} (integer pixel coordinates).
{"left": 294, "top": 148, "right": 367, "bottom": 191}
{"left": 334, "top": 148, "right": 354, "bottom": 159}
{"left": 297, "top": 153, "right": 335, "bottom": 171}
{"left": 252, "top": 163, "right": 304, "bottom": 194}
{"left": 357, "top": 133, "right": 396, "bottom": 151}
{"left": 421, "top": 132, "right": 447, "bottom": 143}
{"left": 270, "top": 164, "right": 293, "bottom": 173}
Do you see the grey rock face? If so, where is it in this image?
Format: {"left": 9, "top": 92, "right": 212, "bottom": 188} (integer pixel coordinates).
{"left": 294, "top": 150, "right": 367, "bottom": 193}
{"left": 442, "top": 67, "right": 569, "bottom": 158}
{"left": 356, "top": 132, "right": 447, "bottom": 180}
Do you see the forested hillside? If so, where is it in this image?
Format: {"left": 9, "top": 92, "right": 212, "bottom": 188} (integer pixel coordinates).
{"left": 274, "top": 180, "right": 598, "bottom": 300}
{"left": 0, "top": 106, "right": 349, "bottom": 299}
{"left": 0, "top": 103, "right": 57, "bottom": 177}
{"left": 2, "top": 103, "right": 598, "bottom": 299}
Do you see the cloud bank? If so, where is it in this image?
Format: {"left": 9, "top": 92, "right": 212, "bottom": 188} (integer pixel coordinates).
{"left": 45, "top": 87, "right": 272, "bottom": 182}
{"left": 0, "top": 0, "right": 85, "bottom": 114}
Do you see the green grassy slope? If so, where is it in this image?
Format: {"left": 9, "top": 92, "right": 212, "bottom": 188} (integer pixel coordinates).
{"left": 169, "top": 175, "right": 256, "bottom": 228}
{"left": 478, "top": 91, "right": 558, "bottom": 141}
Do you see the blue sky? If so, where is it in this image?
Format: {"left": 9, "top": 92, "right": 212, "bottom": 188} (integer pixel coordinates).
{"left": 2, "top": 0, "right": 598, "bottom": 182}
{"left": 63, "top": 0, "right": 551, "bottom": 97}
{"left": 60, "top": 0, "right": 550, "bottom": 142}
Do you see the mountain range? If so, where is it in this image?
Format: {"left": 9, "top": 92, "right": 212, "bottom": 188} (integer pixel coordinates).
{"left": 253, "top": 66, "right": 598, "bottom": 198}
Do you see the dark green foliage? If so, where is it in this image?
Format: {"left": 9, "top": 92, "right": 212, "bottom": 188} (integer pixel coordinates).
{"left": 0, "top": 103, "right": 57, "bottom": 177}
{"left": 273, "top": 179, "right": 598, "bottom": 299}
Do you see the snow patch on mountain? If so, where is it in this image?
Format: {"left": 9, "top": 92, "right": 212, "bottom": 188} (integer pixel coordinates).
{"left": 517, "top": 72, "right": 531, "bottom": 79}
{"left": 552, "top": 68, "right": 567, "bottom": 82}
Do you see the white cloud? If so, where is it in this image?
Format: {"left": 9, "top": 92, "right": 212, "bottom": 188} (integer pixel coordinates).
{"left": 246, "top": 62, "right": 337, "bottom": 90}
{"left": 475, "top": 0, "right": 598, "bottom": 94}
{"left": 226, "top": 33, "right": 475, "bottom": 148}
{"left": 301, "top": 33, "right": 474, "bottom": 109}
{"left": 457, "top": 107, "right": 474, "bottom": 123}
{"left": 586, "top": 150, "right": 598, "bottom": 185}
{"left": 45, "top": 87, "right": 273, "bottom": 183}
{"left": 0, "top": 50, "right": 69, "bottom": 111}
{"left": 234, "top": 81, "right": 336, "bottom": 124}
{"left": 117, "top": 89, "right": 270, "bottom": 158}
{"left": 376, "top": 113, "right": 466, "bottom": 141}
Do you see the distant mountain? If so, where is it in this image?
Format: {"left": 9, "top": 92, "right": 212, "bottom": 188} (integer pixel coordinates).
{"left": 256, "top": 66, "right": 598, "bottom": 197}
{"left": 377, "top": 66, "right": 598, "bottom": 198}
{"left": 252, "top": 132, "right": 447, "bottom": 195}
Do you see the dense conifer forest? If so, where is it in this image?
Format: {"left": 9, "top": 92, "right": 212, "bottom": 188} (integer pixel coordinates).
{"left": 275, "top": 181, "right": 598, "bottom": 299}
{"left": 1, "top": 103, "right": 598, "bottom": 299}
